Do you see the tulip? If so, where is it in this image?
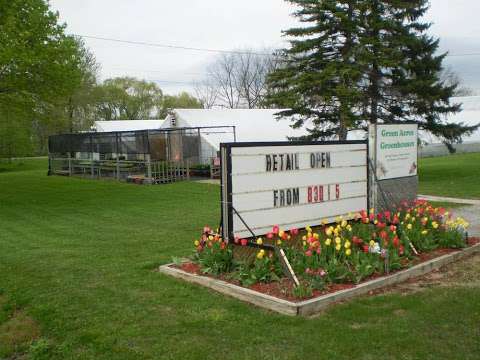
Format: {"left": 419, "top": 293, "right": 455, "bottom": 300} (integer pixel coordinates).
{"left": 266, "top": 232, "right": 274, "bottom": 239}
{"left": 240, "top": 238, "right": 248, "bottom": 246}
{"left": 277, "top": 240, "right": 282, "bottom": 246}
{"left": 305, "top": 250, "right": 313, "bottom": 257}
{"left": 393, "top": 236, "right": 400, "bottom": 248}
{"left": 363, "top": 245, "right": 369, "bottom": 253}
{"left": 407, "top": 224, "right": 413, "bottom": 230}
{"left": 325, "top": 238, "right": 332, "bottom": 246}
{"left": 346, "top": 249, "right": 352, "bottom": 256}
{"left": 335, "top": 244, "right": 341, "bottom": 251}
{"left": 335, "top": 237, "right": 341, "bottom": 245}
{"left": 344, "top": 241, "right": 351, "bottom": 249}
{"left": 256, "top": 238, "right": 263, "bottom": 245}
{"left": 272, "top": 225, "right": 279, "bottom": 234}
{"left": 278, "top": 230, "right": 285, "bottom": 238}
{"left": 291, "top": 228, "right": 299, "bottom": 236}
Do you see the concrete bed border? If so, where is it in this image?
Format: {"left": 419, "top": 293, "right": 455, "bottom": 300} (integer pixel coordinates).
{"left": 159, "top": 243, "right": 480, "bottom": 316}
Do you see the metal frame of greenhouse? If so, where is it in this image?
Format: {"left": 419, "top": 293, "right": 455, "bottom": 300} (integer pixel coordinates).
{"left": 48, "top": 126, "right": 236, "bottom": 184}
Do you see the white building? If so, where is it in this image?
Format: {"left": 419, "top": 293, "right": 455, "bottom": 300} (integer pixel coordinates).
{"left": 162, "top": 108, "right": 309, "bottom": 162}
{"left": 93, "top": 120, "right": 164, "bottom": 132}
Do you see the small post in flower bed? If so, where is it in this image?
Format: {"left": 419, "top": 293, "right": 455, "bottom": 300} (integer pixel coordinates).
{"left": 230, "top": 206, "right": 300, "bottom": 287}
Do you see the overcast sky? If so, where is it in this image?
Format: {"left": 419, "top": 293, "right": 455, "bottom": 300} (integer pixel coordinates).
{"left": 50, "top": 0, "right": 480, "bottom": 95}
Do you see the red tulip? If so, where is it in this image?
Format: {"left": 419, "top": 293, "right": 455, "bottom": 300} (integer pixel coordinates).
{"left": 272, "top": 225, "right": 279, "bottom": 234}
{"left": 363, "top": 245, "right": 369, "bottom": 253}
{"left": 240, "top": 238, "right": 248, "bottom": 246}
{"left": 291, "top": 228, "right": 299, "bottom": 236}
{"left": 393, "top": 236, "right": 400, "bottom": 248}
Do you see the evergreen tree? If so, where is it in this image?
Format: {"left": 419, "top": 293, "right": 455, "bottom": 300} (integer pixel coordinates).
{"left": 267, "top": 0, "right": 478, "bottom": 146}
{"left": 267, "top": 0, "right": 364, "bottom": 140}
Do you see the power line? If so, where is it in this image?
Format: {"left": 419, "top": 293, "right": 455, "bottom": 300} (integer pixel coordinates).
{"left": 446, "top": 52, "right": 480, "bottom": 57}
{"left": 75, "top": 34, "right": 272, "bottom": 56}
{"left": 76, "top": 33, "right": 480, "bottom": 58}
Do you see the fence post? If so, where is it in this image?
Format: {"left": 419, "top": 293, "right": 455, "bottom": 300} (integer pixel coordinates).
{"left": 146, "top": 154, "right": 152, "bottom": 185}
{"left": 116, "top": 133, "right": 120, "bottom": 181}
{"left": 186, "top": 160, "right": 190, "bottom": 180}
{"left": 68, "top": 152, "right": 72, "bottom": 176}
{"left": 90, "top": 135, "right": 94, "bottom": 178}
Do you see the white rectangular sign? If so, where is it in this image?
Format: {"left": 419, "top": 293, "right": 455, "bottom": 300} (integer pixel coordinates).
{"left": 221, "top": 142, "right": 368, "bottom": 239}
{"left": 375, "top": 124, "right": 418, "bottom": 180}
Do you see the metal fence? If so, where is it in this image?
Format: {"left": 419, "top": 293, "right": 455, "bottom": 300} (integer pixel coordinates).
{"left": 48, "top": 126, "right": 235, "bottom": 184}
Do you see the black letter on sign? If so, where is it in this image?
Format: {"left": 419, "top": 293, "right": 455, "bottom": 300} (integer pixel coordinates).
{"left": 310, "top": 153, "right": 315, "bottom": 168}
{"left": 292, "top": 188, "right": 300, "bottom": 204}
{"left": 273, "top": 155, "right": 278, "bottom": 171}
{"left": 266, "top": 155, "right": 272, "bottom": 172}
{"left": 273, "top": 190, "right": 278, "bottom": 207}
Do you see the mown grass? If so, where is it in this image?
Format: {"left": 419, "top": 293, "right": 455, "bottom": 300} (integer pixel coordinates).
{"left": 429, "top": 201, "right": 472, "bottom": 209}
{"left": 418, "top": 152, "right": 480, "bottom": 199}
{"left": 0, "top": 157, "right": 479, "bottom": 359}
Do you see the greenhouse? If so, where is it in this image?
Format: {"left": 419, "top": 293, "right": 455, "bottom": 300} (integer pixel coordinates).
{"left": 48, "top": 126, "right": 235, "bottom": 184}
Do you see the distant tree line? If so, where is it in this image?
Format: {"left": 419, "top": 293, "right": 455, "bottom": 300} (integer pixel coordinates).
{"left": 0, "top": 0, "right": 202, "bottom": 158}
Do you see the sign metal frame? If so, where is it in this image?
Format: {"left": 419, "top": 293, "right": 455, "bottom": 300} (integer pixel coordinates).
{"left": 220, "top": 140, "right": 369, "bottom": 242}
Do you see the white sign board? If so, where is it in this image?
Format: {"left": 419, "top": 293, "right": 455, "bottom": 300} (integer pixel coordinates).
{"left": 375, "top": 124, "right": 418, "bottom": 180}
{"left": 221, "top": 141, "right": 368, "bottom": 239}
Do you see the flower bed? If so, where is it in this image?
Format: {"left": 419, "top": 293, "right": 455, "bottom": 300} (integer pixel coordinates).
{"left": 182, "top": 200, "right": 471, "bottom": 301}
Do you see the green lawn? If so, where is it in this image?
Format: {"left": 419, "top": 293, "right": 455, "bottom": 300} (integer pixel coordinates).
{"left": 1, "top": 157, "right": 480, "bottom": 359}
{"left": 419, "top": 152, "right": 480, "bottom": 199}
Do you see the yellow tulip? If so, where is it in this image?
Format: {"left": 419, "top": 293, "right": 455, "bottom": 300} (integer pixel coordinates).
{"left": 306, "top": 226, "right": 312, "bottom": 232}
{"left": 421, "top": 230, "right": 428, "bottom": 235}
{"left": 369, "top": 240, "right": 375, "bottom": 246}
{"left": 194, "top": 240, "right": 200, "bottom": 247}
{"left": 256, "top": 237, "right": 263, "bottom": 245}
{"left": 208, "top": 235, "right": 214, "bottom": 241}
{"left": 325, "top": 238, "right": 332, "bottom": 246}
{"left": 335, "top": 237, "right": 341, "bottom": 245}
{"left": 325, "top": 227, "right": 333, "bottom": 236}
{"left": 335, "top": 244, "right": 341, "bottom": 251}
{"left": 256, "top": 250, "right": 265, "bottom": 259}
{"left": 432, "top": 222, "right": 439, "bottom": 229}
{"left": 277, "top": 240, "right": 282, "bottom": 246}
{"left": 346, "top": 249, "right": 352, "bottom": 256}
{"left": 302, "top": 235, "right": 307, "bottom": 241}
{"left": 344, "top": 241, "right": 351, "bottom": 249}
{"left": 407, "top": 224, "right": 413, "bottom": 230}
{"left": 341, "top": 220, "right": 348, "bottom": 228}
{"left": 278, "top": 230, "right": 285, "bottom": 238}
{"left": 313, "top": 233, "right": 319, "bottom": 240}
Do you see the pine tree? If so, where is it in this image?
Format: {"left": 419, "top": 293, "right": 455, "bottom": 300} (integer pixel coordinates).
{"left": 268, "top": 0, "right": 479, "bottom": 147}
{"left": 266, "top": 0, "right": 364, "bottom": 140}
